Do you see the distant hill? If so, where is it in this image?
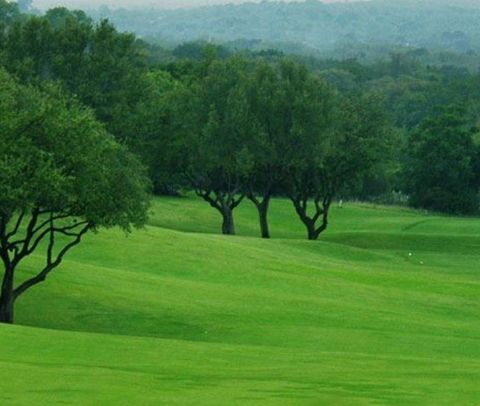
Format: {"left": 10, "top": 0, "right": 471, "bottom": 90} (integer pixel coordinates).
{"left": 33, "top": 1, "right": 367, "bottom": 10}
{"left": 87, "top": 0, "right": 480, "bottom": 53}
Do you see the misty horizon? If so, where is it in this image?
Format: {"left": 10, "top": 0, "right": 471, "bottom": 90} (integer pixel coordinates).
{"left": 32, "top": 0, "right": 365, "bottom": 11}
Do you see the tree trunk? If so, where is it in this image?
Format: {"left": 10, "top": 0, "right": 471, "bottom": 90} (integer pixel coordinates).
{"left": 306, "top": 221, "right": 319, "bottom": 241}
{"left": 258, "top": 199, "right": 271, "bottom": 239}
{"left": 221, "top": 207, "right": 235, "bottom": 235}
{"left": 290, "top": 196, "right": 331, "bottom": 241}
{"left": 0, "top": 270, "right": 14, "bottom": 324}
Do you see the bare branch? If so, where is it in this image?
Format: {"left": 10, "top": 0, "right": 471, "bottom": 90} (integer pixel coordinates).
{"left": 11, "top": 208, "right": 40, "bottom": 266}
{"left": 231, "top": 194, "right": 245, "bottom": 209}
{"left": 24, "top": 226, "right": 53, "bottom": 256}
{"left": 5, "top": 209, "right": 26, "bottom": 240}
{"left": 13, "top": 224, "right": 91, "bottom": 300}
{"left": 32, "top": 211, "right": 74, "bottom": 235}
{"left": 7, "top": 213, "right": 80, "bottom": 255}
{"left": 46, "top": 215, "right": 54, "bottom": 266}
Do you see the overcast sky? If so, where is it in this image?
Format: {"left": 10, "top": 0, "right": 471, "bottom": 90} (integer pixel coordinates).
{"left": 32, "top": 0, "right": 364, "bottom": 11}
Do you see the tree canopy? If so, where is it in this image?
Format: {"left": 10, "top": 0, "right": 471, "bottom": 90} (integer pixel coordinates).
{"left": 403, "top": 107, "right": 480, "bottom": 214}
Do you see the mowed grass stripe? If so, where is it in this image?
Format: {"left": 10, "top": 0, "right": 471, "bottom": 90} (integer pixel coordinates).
{"left": 1, "top": 324, "right": 480, "bottom": 405}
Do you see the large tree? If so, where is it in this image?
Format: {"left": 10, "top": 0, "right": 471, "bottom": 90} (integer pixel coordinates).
{"left": 278, "top": 62, "right": 337, "bottom": 240}
{"left": 178, "top": 58, "right": 255, "bottom": 235}
{"left": 283, "top": 78, "right": 388, "bottom": 240}
{"left": 243, "top": 61, "right": 290, "bottom": 239}
{"left": 0, "top": 69, "right": 150, "bottom": 324}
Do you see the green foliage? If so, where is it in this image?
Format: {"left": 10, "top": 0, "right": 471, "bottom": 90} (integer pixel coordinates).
{"left": 173, "top": 57, "right": 256, "bottom": 234}
{"left": 274, "top": 64, "right": 390, "bottom": 239}
{"left": 1, "top": 12, "right": 146, "bottom": 142}
{"left": 130, "top": 70, "right": 184, "bottom": 195}
{"left": 172, "top": 41, "right": 231, "bottom": 61}
{"left": 403, "top": 107, "right": 480, "bottom": 214}
{"left": 0, "top": 68, "right": 150, "bottom": 323}
{"left": 0, "top": 0, "right": 20, "bottom": 25}
{"left": 45, "top": 7, "right": 91, "bottom": 28}
{"left": 0, "top": 68, "right": 149, "bottom": 228}
{"left": 140, "top": 54, "right": 393, "bottom": 238}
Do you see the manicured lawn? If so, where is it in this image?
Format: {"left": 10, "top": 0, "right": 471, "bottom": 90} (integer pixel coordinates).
{"left": 1, "top": 196, "right": 479, "bottom": 404}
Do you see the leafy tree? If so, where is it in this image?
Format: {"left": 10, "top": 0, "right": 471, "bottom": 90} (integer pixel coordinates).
{"left": 45, "top": 7, "right": 91, "bottom": 28}
{"left": 284, "top": 81, "right": 388, "bottom": 240}
{"left": 172, "top": 41, "right": 231, "bottom": 61}
{"left": 77, "top": 19, "right": 147, "bottom": 142}
{"left": 244, "top": 61, "right": 305, "bottom": 239}
{"left": 404, "top": 107, "right": 480, "bottom": 214}
{"left": 3, "top": 16, "right": 53, "bottom": 81}
{"left": 242, "top": 62, "right": 283, "bottom": 238}
{"left": 279, "top": 64, "right": 337, "bottom": 240}
{"left": 0, "top": 69, "right": 150, "bottom": 324}
{"left": 178, "top": 58, "right": 255, "bottom": 235}
{"left": 0, "top": 0, "right": 20, "bottom": 25}
{"left": 130, "top": 70, "right": 185, "bottom": 195}
{"left": 1, "top": 13, "right": 146, "bottom": 144}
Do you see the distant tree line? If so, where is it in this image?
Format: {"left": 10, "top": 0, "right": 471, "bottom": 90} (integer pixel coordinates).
{"left": 89, "top": 0, "right": 480, "bottom": 55}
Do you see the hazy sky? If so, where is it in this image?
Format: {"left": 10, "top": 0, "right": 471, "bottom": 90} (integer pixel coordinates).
{"left": 32, "top": 0, "right": 363, "bottom": 11}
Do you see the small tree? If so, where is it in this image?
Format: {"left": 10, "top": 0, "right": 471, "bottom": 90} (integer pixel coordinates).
{"left": 404, "top": 106, "right": 480, "bottom": 214}
{"left": 0, "top": 70, "right": 150, "bottom": 324}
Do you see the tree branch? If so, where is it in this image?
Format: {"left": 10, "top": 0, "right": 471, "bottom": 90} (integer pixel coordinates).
{"left": 31, "top": 211, "right": 74, "bottom": 236}
{"left": 11, "top": 208, "right": 40, "bottom": 265}
{"left": 230, "top": 194, "right": 245, "bottom": 209}
{"left": 5, "top": 209, "right": 26, "bottom": 240}
{"left": 46, "top": 215, "right": 54, "bottom": 266}
{"left": 197, "top": 188, "right": 223, "bottom": 212}
{"left": 13, "top": 224, "right": 91, "bottom": 300}
{"left": 312, "top": 198, "right": 323, "bottom": 223}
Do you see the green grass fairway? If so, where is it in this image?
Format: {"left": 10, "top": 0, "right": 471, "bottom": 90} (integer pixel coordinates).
{"left": 1, "top": 196, "right": 480, "bottom": 404}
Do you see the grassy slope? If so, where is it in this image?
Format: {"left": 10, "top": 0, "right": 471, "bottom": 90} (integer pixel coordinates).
{"left": 1, "top": 196, "right": 480, "bottom": 405}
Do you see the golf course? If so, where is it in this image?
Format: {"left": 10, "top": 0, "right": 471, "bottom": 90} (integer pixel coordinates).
{"left": 1, "top": 196, "right": 479, "bottom": 405}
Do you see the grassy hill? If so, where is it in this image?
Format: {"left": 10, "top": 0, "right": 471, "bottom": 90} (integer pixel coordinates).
{"left": 1, "top": 196, "right": 480, "bottom": 404}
